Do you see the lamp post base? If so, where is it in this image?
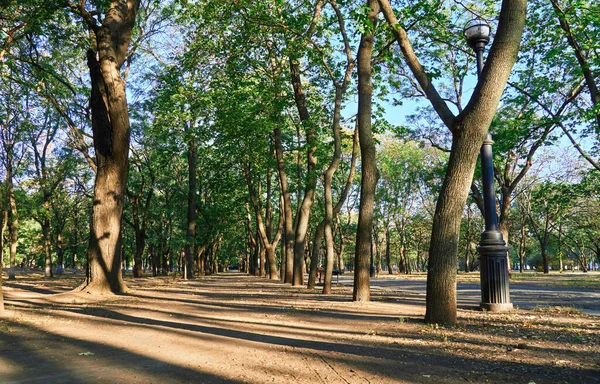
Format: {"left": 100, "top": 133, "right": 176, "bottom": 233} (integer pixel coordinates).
{"left": 480, "top": 302, "right": 514, "bottom": 312}
{"left": 478, "top": 230, "right": 513, "bottom": 313}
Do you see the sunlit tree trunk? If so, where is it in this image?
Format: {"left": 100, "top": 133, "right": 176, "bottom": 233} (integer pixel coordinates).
{"left": 379, "top": 0, "right": 527, "bottom": 324}
{"left": 184, "top": 137, "right": 197, "bottom": 279}
{"left": 79, "top": 1, "right": 141, "bottom": 293}
{"left": 353, "top": 0, "right": 380, "bottom": 302}
{"left": 288, "top": 57, "right": 318, "bottom": 286}
{"left": 274, "top": 126, "right": 294, "bottom": 283}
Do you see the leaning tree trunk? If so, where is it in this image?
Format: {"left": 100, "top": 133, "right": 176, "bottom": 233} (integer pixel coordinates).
{"left": 353, "top": 0, "right": 380, "bottom": 302}
{"left": 378, "top": 0, "right": 527, "bottom": 324}
{"left": 80, "top": 1, "right": 140, "bottom": 294}
{"left": 425, "top": 128, "right": 482, "bottom": 323}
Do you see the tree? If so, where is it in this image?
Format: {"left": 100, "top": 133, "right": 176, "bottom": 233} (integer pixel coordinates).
{"left": 69, "top": 1, "right": 141, "bottom": 293}
{"left": 527, "top": 181, "right": 572, "bottom": 273}
{"left": 353, "top": 0, "right": 381, "bottom": 302}
{"left": 379, "top": 0, "right": 527, "bottom": 323}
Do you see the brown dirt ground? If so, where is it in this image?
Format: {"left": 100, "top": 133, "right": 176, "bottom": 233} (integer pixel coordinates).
{"left": 1, "top": 272, "right": 599, "bottom": 384}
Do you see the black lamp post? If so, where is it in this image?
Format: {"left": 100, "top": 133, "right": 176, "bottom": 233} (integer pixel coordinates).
{"left": 464, "top": 19, "right": 513, "bottom": 312}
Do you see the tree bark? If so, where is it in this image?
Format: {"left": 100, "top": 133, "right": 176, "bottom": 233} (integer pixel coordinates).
{"left": 79, "top": 1, "right": 141, "bottom": 294}
{"left": 353, "top": 0, "right": 380, "bottom": 302}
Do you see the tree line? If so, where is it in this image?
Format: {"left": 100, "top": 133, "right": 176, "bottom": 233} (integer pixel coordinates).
{"left": 0, "top": 0, "right": 598, "bottom": 324}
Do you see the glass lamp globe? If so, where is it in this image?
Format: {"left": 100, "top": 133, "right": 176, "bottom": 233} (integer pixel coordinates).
{"left": 464, "top": 19, "right": 491, "bottom": 50}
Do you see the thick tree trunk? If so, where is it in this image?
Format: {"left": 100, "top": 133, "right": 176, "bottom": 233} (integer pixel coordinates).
{"left": 426, "top": 127, "right": 485, "bottom": 323}
{"left": 81, "top": 1, "right": 140, "bottom": 294}
{"left": 259, "top": 247, "right": 266, "bottom": 277}
{"left": 542, "top": 236, "right": 549, "bottom": 274}
{"left": 353, "top": 0, "right": 380, "bottom": 302}
{"left": 379, "top": 0, "right": 526, "bottom": 324}
{"left": 274, "top": 127, "right": 294, "bottom": 284}
{"left": 265, "top": 245, "right": 278, "bottom": 279}
{"left": 184, "top": 138, "right": 197, "bottom": 279}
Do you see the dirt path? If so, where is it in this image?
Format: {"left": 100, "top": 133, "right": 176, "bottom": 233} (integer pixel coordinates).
{"left": 1, "top": 273, "right": 599, "bottom": 383}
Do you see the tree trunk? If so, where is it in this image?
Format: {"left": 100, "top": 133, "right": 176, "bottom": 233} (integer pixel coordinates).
{"left": 7, "top": 164, "right": 17, "bottom": 281}
{"left": 464, "top": 204, "right": 472, "bottom": 272}
{"left": 385, "top": 228, "right": 393, "bottom": 274}
{"left": 542, "top": 236, "right": 549, "bottom": 274}
{"left": 425, "top": 127, "right": 484, "bottom": 323}
{"left": 274, "top": 127, "right": 294, "bottom": 284}
{"left": 378, "top": 0, "right": 527, "bottom": 324}
{"left": 184, "top": 138, "right": 197, "bottom": 279}
{"left": 519, "top": 224, "right": 526, "bottom": 272}
{"left": 56, "top": 225, "right": 65, "bottom": 274}
{"left": 43, "top": 214, "right": 53, "bottom": 277}
{"left": 133, "top": 226, "right": 145, "bottom": 278}
{"left": 81, "top": 1, "right": 141, "bottom": 294}
{"left": 353, "top": 0, "right": 380, "bottom": 302}
{"left": 0, "top": 209, "right": 5, "bottom": 312}
{"left": 265, "top": 245, "right": 278, "bottom": 279}
{"left": 308, "top": 221, "right": 324, "bottom": 289}
{"left": 288, "top": 55, "right": 318, "bottom": 286}
{"left": 337, "top": 216, "right": 345, "bottom": 274}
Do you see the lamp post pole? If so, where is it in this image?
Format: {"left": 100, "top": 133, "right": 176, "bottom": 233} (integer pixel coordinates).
{"left": 465, "top": 19, "right": 513, "bottom": 312}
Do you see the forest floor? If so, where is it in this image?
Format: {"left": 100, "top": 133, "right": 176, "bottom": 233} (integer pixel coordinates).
{"left": 1, "top": 271, "right": 599, "bottom": 384}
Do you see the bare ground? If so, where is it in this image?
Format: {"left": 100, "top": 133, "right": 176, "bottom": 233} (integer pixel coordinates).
{"left": 1, "top": 272, "right": 599, "bottom": 384}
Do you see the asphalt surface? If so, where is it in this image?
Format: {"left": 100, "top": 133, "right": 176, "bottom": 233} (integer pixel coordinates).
{"left": 334, "top": 274, "right": 600, "bottom": 316}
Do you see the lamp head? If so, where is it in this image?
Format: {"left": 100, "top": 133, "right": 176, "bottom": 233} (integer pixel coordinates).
{"left": 464, "top": 19, "right": 491, "bottom": 51}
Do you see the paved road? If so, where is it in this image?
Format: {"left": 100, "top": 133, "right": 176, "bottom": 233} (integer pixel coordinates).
{"left": 333, "top": 275, "right": 600, "bottom": 315}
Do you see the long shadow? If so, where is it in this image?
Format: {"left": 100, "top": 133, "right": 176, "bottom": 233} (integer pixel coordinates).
{"left": 3, "top": 282, "right": 60, "bottom": 295}
{"left": 128, "top": 290, "right": 404, "bottom": 322}
{"left": 8, "top": 296, "right": 599, "bottom": 381}
{"left": 5, "top": 299, "right": 375, "bottom": 341}
{"left": 0, "top": 320, "right": 240, "bottom": 384}
{"left": 5, "top": 279, "right": 600, "bottom": 383}
{"left": 41, "top": 305, "right": 600, "bottom": 384}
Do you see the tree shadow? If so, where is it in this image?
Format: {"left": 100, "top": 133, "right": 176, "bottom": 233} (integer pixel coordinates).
{"left": 0, "top": 320, "right": 241, "bottom": 384}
